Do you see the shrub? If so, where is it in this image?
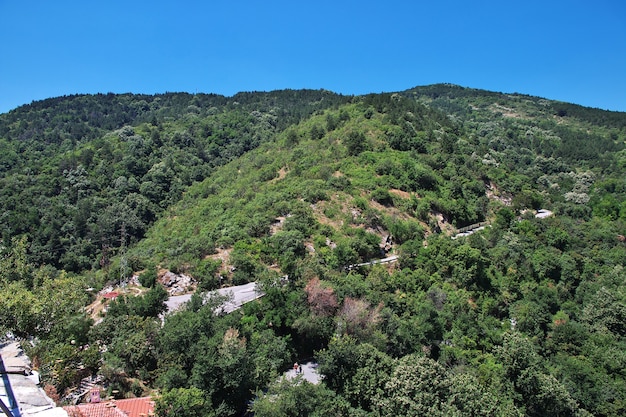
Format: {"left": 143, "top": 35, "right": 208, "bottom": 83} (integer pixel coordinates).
{"left": 139, "top": 267, "right": 157, "bottom": 288}
{"left": 371, "top": 188, "right": 393, "bottom": 206}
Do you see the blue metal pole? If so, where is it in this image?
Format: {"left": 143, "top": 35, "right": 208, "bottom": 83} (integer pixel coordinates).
{"left": 0, "top": 354, "right": 21, "bottom": 417}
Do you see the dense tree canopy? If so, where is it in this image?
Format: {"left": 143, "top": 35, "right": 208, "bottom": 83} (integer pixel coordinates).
{"left": 1, "top": 85, "right": 625, "bottom": 416}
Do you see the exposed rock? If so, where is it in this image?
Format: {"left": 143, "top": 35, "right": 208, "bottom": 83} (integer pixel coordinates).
{"left": 158, "top": 270, "right": 195, "bottom": 295}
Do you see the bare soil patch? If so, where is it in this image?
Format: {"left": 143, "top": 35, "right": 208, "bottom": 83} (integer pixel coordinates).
{"left": 490, "top": 104, "right": 525, "bottom": 119}
{"left": 389, "top": 189, "right": 412, "bottom": 199}
{"left": 275, "top": 167, "right": 288, "bottom": 181}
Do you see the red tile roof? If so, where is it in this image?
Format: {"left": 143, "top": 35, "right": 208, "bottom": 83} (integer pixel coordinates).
{"left": 103, "top": 292, "right": 119, "bottom": 299}
{"left": 64, "top": 402, "right": 126, "bottom": 417}
{"left": 116, "top": 397, "right": 155, "bottom": 417}
{"left": 64, "top": 397, "right": 154, "bottom": 417}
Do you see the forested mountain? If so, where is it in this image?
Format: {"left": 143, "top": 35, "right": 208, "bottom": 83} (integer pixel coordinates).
{"left": 0, "top": 90, "right": 350, "bottom": 270}
{"left": 0, "top": 85, "right": 624, "bottom": 416}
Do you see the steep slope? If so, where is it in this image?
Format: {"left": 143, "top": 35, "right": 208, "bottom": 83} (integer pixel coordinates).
{"left": 1, "top": 86, "right": 625, "bottom": 416}
{"left": 406, "top": 83, "right": 625, "bottom": 167}
{"left": 128, "top": 90, "right": 626, "bottom": 416}
{"left": 129, "top": 94, "right": 475, "bottom": 280}
{"left": 131, "top": 88, "right": 626, "bottom": 282}
{"left": 0, "top": 90, "right": 351, "bottom": 271}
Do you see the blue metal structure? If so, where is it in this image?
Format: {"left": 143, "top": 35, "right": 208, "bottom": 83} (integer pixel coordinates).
{"left": 0, "top": 354, "right": 21, "bottom": 417}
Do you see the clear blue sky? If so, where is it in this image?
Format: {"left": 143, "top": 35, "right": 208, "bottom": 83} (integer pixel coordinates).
{"left": 1, "top": 0, "right": 625, "bottom": 113}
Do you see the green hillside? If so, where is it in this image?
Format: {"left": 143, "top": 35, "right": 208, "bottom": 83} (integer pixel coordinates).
{"left": 0, "top": 90, "right": 350, "bottom": 271}
{"left": 1, "top": 86, "right": 625, "bottom": 416}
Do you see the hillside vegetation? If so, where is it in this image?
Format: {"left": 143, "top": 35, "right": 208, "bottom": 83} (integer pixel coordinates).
{"left": 0, "top": 85, "right": 625, "bottom": 416}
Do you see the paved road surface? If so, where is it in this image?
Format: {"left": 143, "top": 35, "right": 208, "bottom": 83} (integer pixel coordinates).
{"left": 452, "top": 225, "right": 488, "bottom": 240}
{"left": 346, "top": 255, "right": 399, "bottom": 270}
{"left": 215, "top": 282, "right": 262, "bottom": 313}
{"left": 165, "top": 282, "right": 263, "bottom": 314}
{"left": 535, "top": 209, "right": 553, "bottom": 219}
{"left": 284, "top": 360, "right": 321, "bottom": 384}
{"left": 165, "top": 293, "right": 192, "bottom": 312}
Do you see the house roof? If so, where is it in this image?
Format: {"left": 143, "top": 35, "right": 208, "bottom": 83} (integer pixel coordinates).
{"left": 102, "top": 292, "right": 119, "bottom": 299}
{"left": 116, "top": 397, "right": 155, "bottom": 417}
{"left": 64, "top": 402, "right": 125, "bottom": 417}
{"left": 63, "top": 397, "right": 154, "bottom": 417}
{"left": 1, "top": 341, "right": 66, "bottom": 416}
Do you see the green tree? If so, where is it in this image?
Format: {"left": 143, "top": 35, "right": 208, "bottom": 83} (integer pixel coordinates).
{"left": 0, "top": 281, "right": 40, "bottom": 337}
{"left": 269, "top": 230, "right": 306, "bottom": 272}
{"left": 581, "top": 286, "right": 626, "bottom": 337}
{"left": 106, "top": 285, "right": 168, "bottom": 318}
{"left": 0, "top": 235, "right": 33, "bottom": 285}
{"left": 343, "top": 343, "right": 394, "bottom": 411}
{"left": 373, "top": 355, "right": 449, "bottom": 416}
{"left": 139, "top": 266, "right": 158, "bottom": 287}
{"left": 345, "top": 130, "right": 367, "bottom": 156}
{"left": 495, "top": 331, "right": 591, "bottom": 416}
{"left": 251, "top": 377, "right": 355, "bottom": 417}
{"left": 90, "top": 314, "right": 160, "bottom": 380}
{"left": 155, "top": 386, "right": 214, "bottom": 417}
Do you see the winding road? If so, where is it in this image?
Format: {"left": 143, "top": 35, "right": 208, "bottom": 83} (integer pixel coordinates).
{"left": 345, "top": 254, "right": 399, "bottom": 270}
{"left": 165, "top": 282, "right": 263, "bottom": 314}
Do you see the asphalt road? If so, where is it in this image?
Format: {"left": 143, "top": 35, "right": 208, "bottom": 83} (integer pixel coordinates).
{"left": 346, "top": 255, "right": 399, "bottom": 270}
{"left": 284, "top": 360, "right": 321, "bottom": 384}
{"left": 165, "top": 282, "right": 262, "bottom": 314}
